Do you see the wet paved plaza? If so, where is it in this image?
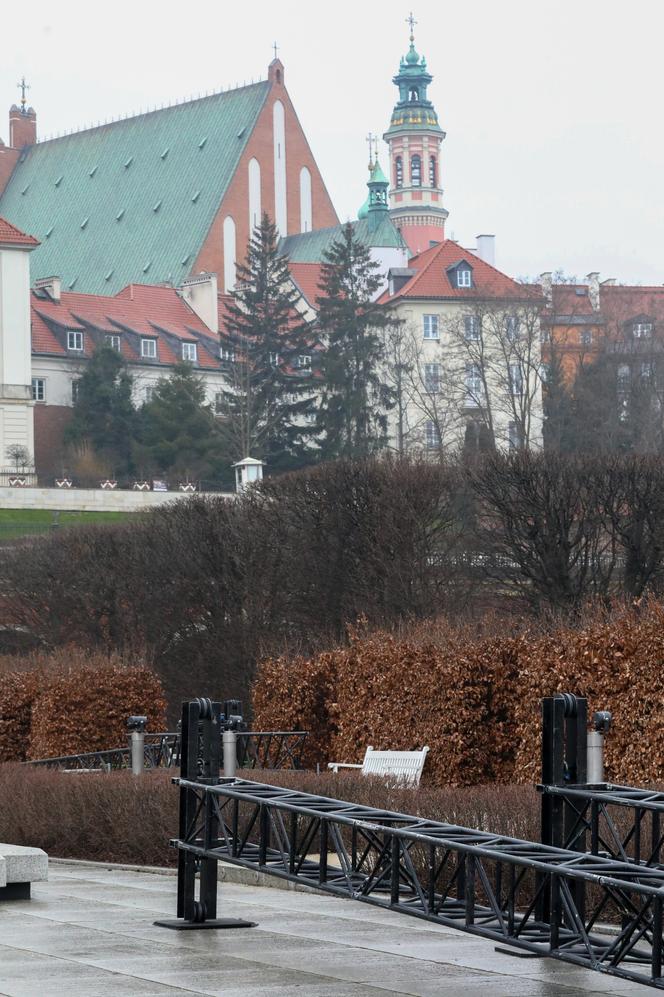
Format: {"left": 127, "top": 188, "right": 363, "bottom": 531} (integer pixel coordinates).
{"left": 0, "top": 863, "right": 652, "bottom": 996}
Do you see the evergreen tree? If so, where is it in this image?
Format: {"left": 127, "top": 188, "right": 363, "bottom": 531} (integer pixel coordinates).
{"left": 135, "top": 363, "right": 224, "bottom": 482}
{"left": 315, "top": 222, "right": 395, "bottom": 457}
{"left": 218, "top": 213, "right": 317, "bottom": 470}
{"left": 64, "top": 346, "right": 136, "bottom": 474}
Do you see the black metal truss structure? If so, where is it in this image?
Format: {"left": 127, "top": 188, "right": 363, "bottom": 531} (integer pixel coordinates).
{"left": 164, "top": 696, "right": 664, "bottom": 988}
{"left": 27, "top": 730, "right": 307, "bottom": 773}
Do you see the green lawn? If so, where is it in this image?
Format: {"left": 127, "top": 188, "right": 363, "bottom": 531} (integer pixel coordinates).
{"left": 0, "top": 508, "right": 130, "bottom": 540}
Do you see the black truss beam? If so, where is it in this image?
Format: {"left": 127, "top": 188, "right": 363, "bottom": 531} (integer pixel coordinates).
{"left": 169, "top": 775, "right": 664, "bottom": 989}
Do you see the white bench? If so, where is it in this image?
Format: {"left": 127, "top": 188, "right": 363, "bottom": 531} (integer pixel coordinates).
{"left": 328, "top": 745, "right": 429, "bottom": 786}
{"left": 0, "top": 844, "right": 48, "bottom": 900}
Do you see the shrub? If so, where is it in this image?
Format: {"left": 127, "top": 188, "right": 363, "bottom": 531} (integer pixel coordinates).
{"left": 0, "top": 764, "right": 539, "bottom": 865}
{"left": 28, "top": 663, "right": 166, "bottom": 759}
{"left": 0, "top": 669, "right": 44, "bottom": 762}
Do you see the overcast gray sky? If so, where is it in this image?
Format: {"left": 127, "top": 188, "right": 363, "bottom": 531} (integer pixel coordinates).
{"left": 3, "top": 0, "right": 663, "bottom": 284}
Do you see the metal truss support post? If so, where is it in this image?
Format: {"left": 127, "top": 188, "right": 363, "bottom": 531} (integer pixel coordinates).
{"left": 155, "top": 698, "right": 256, "bottom": 931}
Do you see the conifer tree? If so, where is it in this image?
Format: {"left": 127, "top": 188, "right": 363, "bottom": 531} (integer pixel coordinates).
{"left": 218, "top": 213, "right": 317, "bottom": 470}
{"left": 64, "top": 345, "right": 136, "bottom": 474}
{"left": 135, "top": 363, "right": 224, "bottom": 482}
{"left": 315, "top": 222, "right": 395, "bottom": 457}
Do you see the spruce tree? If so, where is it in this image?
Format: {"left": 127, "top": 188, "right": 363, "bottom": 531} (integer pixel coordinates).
{"left": 315, "top": 222, "right": 395, "bottom": 457}
{"left": 218, "top": 213, "right": 317, "bottom": 470}
{"left": 64, "top": 345, "right": 136, "bottom": 475}
{"left": 135, "top": 363, "right": 224, "bottom": 483}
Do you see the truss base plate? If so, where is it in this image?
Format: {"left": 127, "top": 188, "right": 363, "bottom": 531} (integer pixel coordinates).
{"left": 154, "top": 918, "right": 257, "bottom": 930}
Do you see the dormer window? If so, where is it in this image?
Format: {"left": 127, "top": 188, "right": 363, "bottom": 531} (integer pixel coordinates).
{"left": 67, "top": 330, "right": 83, "bottom": 352}
{"left": 220, "top": 347, "right": 235, "bottom": 362}
{"left": 182, "top": 342, "right": 197, "bottom": 362}
{"left": 297, "top": 354, "right": 312, "bottom": 370}
{"left": 105, "top": 334, "right": 121, "bottom": 351}
{"left": 456, "top": 268, "right": 472, "bottom": 288}
{"left": 141, "top": 338, "right": 157, "bottom": 359}
{"left": 633, "top": 321, "right": 653, "bottom": 339}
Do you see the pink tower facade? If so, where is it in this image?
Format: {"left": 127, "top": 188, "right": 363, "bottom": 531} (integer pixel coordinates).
{"left": 383, "top": 26, "right": 449, "bottom": 257}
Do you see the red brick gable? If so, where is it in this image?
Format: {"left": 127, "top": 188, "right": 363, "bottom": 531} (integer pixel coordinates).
{"left": 195, "top": 74, "right": 338, "bottom": 287}
{"left": 0, "top": 215, "right": 39, "bottom": 246}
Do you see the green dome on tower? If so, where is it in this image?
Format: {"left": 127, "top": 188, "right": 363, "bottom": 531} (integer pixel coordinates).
{"left": 384, "top": 21, "right": 444, "bottom": 138}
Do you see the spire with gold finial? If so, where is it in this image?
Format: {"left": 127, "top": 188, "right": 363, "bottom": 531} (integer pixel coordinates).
{"left": 17, "top": 76, "right": 30, "bottom": 114}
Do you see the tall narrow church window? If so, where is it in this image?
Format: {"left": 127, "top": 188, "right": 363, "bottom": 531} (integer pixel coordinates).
{"left": 223, "top": 215, "right": 237, "bottom": 293}
{"left": 273, "top": 100, "right": 287, "bottom": 236}
{"left": 411, "top": 154, "right": 422, "bottom": 187}
{"left": 429, "top": 155, "right": 437, "bottom": 187}
{"left": 395, "top": 156, "right": 403, "bottom": 188}
{"left": 299, "top": 166, "right": 312, "bottom": 233}
{"left": 248, "top": 158, "right": 261, "bottom": 233}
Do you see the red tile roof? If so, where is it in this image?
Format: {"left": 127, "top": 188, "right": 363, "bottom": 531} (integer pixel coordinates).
{"left": 0, "top": 216, "right": 39, "bottom": 247}
{"left": 379, "top": 240, "right": 536, "bottom": 303}
{"left": 289, "top": 262, "right": 325, "bottom": 306}
{"left": 548, "top": 284, "right": 664, "bottom": 322}
{"left": 31, "top": 283, "right": 222, "bottom": 369}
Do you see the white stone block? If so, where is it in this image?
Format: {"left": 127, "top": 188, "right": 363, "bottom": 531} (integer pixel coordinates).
{"left": 0, "top": 844, "right": 48, "bottom": 883}
{"left": 0, "top": 856, "right": 6, "bottom": 887}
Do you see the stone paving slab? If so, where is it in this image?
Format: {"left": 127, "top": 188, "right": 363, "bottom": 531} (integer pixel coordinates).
{"left": 0, "top": 863, "right": 652, "bottom": 996}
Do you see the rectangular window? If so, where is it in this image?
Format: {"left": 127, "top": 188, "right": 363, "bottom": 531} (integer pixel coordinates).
{"left": 144, "top": 385, "right": 155, "bottom": 403}
{"left": 540, "top": 362, "right": 551, "bottom": 383}
{"left": 269, "top": 352, "right": 281, "bottom": 367}
{"left": 71, "top": 380, "right": 80, "bottom": 404}
{"left": 509, "top": 362, "right": 523, "bottom": 396}
{"left": 141, "top": 338, "right": 157, "bottom": 359}
{"left": 31, "top": 377, "right": 45, "bottom": 402}
{"left": 182, "top": 342, "right": 197, "bottom": 362}
{"left": 580, "top": 329, "right": 593, "bottom": 346}
{"left": 465, "top": 363, "right": 483, "bottom": 406}
{"left": 220, "top": 347, "right": 235, "bottom": 362}
{"left": 506, "top": 315, "right": 519, "bottom": 341}
{"left": 424, "top": 362, "right": 441, "bottom": 394}
{"left": 425, "top": 420, "right": 441, "bottom": 449}
{"left": 464, "top": 315, "right": 480, "bottom": 341}
{"left": 540, "top": 328, "right": 551, "bottom": 343}
{"left": 456, "top": 269, "right": 472, "bottom": 288}
{"left": 67, "top": 330, "right": 83, "bottom": 351}
{"left": 617, "top": 364, "right": 630, "bottom": 396}
{"left": 640, "top": 361, "right": 654, "bottom": 380}
{"left": 297, "top": 354, "right": 312, "bottom": 369}
{"left": 634, "top": 322, "right": 653, "bottom": 339}
{"left": 105, "top": 334, "right": 121, "bottom": 351}
{"left": 214, "top": 391, "right": 223, "bottom": 412}
{"left": 423, "top": 314, "right": 439, "bottom": 340}
{"left": 508, "top": 421, "right": 523, "bottom": 450}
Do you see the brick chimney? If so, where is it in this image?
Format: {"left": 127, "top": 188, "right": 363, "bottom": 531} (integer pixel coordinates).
{"left": 9, "top": 104, "right": 37, "bottom": 149}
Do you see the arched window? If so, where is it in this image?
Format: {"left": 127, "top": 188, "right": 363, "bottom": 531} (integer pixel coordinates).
{"left": 299, "top": 166, "right": 312, "bottom": 233}
{"left": 273, "top": 100, "right": 287, "bottom": 236}
{"left": 223, "top": 215, "right": 236, "bottom": 293}
{"left": 429, "top": 155, "right": 437, "bottom": 187}
{"left": 411, "top": 154, "right": 421, "bottom": 187}
{"left": 248, "top": 158, "right": 261, "bottom": 232}
{"left": 395, "top": 156, "right": 403, "bottom": 188}
{"left": 409, "top": 87, "right": 419, "bottom": 102}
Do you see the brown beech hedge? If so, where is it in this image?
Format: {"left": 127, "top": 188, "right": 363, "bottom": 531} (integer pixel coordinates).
{"left": 253, "top": 603, "right": 664, "bottom": 787}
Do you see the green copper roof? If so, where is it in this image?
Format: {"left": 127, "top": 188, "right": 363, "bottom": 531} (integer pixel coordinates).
{"left": 358, "top": 194, "right": 369, "bottom": 220}
{"left": 0, "top": 82, "right": 270, "bottom": 294}
{"left": 280, "top": 216, "right": 406, "bottom": 263}
{"left": 370, "top": 160, "right": 388, "bottom": 185}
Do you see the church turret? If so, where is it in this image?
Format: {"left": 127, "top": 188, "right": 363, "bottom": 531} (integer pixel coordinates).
{"left": 383, "top": 16, "right": 448, "bottom": 255}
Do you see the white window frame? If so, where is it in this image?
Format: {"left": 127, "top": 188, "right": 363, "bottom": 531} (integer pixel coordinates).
{"left": 182, "top": 342, "right": 197, "bottom": 362}
{"left": 105, "top": 334, "right": 121, "bottom": 351}
{"left": 67, "top": 330, "right": 83, "bottom": 351}
{"left": 269, "top": 352, "right": 281, "bottom": 367}
{"left": 220, "top": 347, "right": 235, "bottom": 362}
{"left": 141, "top": 338, "right": 157, "bottom": 359}
{"left": 508, "top": 420, "right": 523, "bottom": 450}
{"left": 580, "top": 329, "right": 593, "bottom": 346}
{"left": 297, "top": 354, "right": 312, "bottom": 370}
{"left": 456, "top": 268, "right": 472, "bottom": 289}
{"left": 633, "top": 322, "right": 653, "bottom": 339}
{"left": 144, "top": 384, "right": 155, "bottom": 403}
{"left": 506, "top": 315, "right": 519, "bottom": 342}
{"left": 31, "top": 377, "right": 46, "bottom": 402}
{"left": 465, "top": 363, "right": 483, "bottom": 407}
{"left": 509, "top": 362, "right": 523, "bottom": 397}
{"left": 423, "top": 362, "right": 441, "bottom": 394}
{"left": 423, "top": 314, "right": 439, "bottom": 340}
{"left": 464, "top": 315, "right": 480, "bottom": 341}
{"left": 425, "top": 420, "right": 441, "bottom": 449}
